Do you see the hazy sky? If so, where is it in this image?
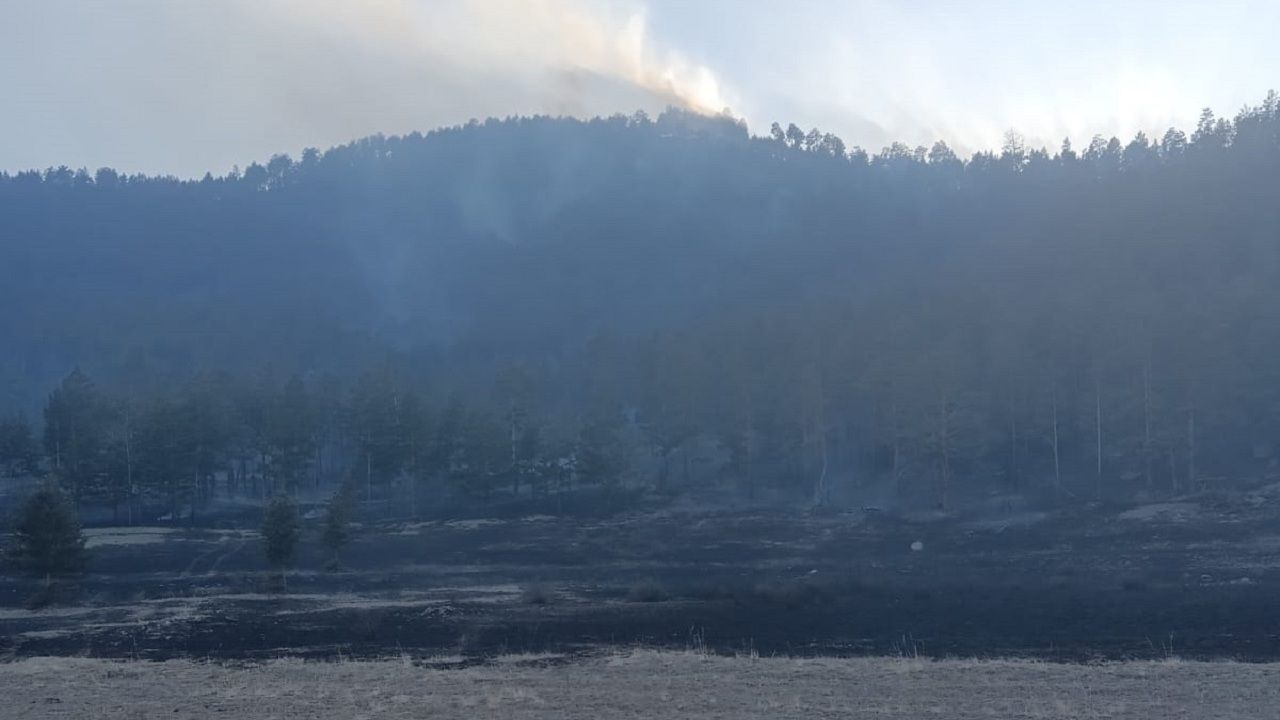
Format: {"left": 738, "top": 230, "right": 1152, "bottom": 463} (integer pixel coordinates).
{"left": 3, "top": 0, "right": 1278, "bottom": 177}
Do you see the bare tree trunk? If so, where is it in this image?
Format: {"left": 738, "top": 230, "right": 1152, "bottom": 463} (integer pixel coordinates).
{"left": 1095, "top": 377, "right": 1103, "bottom": 501}
{"left": 70, "top": 427, "right": 80, "bottom": 513}
{"left": 938, "top": 392, "right": 951, "bottom": 510}
{"left": 1143, "top": 355, "right": 1153, "bottom": 492}
{"left": 190, "top": 464, "right": 199, "bottom": 526}
{"left": 1051, "top": 383, "right": 1061, "bottom": 501}
{"left": 939, "top": 449, "right": 951, "bottom": 510}
{"left": 509, "top": 400, "right": 520, "bottom": 497}
{"left": 1186, "top": 405, "right": 1196, "bottom": 492}
{"left": 125, "top": 407, "right": 134, "bottom": 525}
{"left": 814, "top": 430, "right": 829, "bottom": 507}
{"left": 891, "top": 398, "right": 902, "bottom": 496}
{"left": 1009, "top": 396, "right": 1019, "bottom": 492}
{"left": 409, "top": 430, "right": 419, "bottom": 519}
{"left": 891, "top": 437, "right": 901, "bottom": 495}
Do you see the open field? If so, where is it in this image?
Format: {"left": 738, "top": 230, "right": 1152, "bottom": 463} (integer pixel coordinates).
{"left": 4, "top": 650, "right": 1279, "bottom": 719}
{"left": 6, "top": 485, "right": 1280, "bottom": 662}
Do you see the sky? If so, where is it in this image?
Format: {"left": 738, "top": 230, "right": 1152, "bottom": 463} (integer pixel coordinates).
{"left": 2, "top": 0, "right": 1278, "bottom": 177}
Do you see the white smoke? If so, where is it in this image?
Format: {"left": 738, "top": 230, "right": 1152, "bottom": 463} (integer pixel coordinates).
{"left": 0, "top": 0, "right": 734, "bottom": 176}
{"left": 715, "top": 0, "right": 1280, "bottom": 158}
{"left": 7, "top": 0, "right": 1272, "bottom": 174}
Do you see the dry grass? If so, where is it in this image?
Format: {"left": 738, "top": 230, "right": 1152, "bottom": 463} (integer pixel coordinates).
{"left": 3, "top": 651, "right": 1278, "bottom": 719}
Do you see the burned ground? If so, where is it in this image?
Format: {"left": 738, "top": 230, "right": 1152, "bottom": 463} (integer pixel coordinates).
{"left": 4, "top": 489, "right": 1280, "bottom": 662}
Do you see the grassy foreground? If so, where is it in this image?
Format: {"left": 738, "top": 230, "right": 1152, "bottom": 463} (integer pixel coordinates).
{"left": 3, "top": 651, "right": 1278, "bottom": 719}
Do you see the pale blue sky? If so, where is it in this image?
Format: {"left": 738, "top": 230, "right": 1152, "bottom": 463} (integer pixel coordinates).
{"left": 2, "top": 0, "right": 1277, "bottom": 176}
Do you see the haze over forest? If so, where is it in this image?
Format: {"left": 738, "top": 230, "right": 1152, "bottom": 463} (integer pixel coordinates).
{"left": 3, "top": 93, "right": 1280, "bottom": 516}
{"left": 7, "top": 1, "right": 1280, "bottom": 176}
{"left": 19, "top": 6, "right": 1280, "bottom": 713}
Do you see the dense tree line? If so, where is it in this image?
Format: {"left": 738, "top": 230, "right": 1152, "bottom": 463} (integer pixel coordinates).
{"left": 1, "top": 367, "right": 620, "bottom": 520}
{"left": 5, "top": 95, "right": 1280, "bottom": 512}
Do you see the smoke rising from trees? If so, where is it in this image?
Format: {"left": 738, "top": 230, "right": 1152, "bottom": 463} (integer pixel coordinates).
{"left": 0, "top": 0, "right": 730, "bottom": 177}
{"left": 4, "top": 96, "right": 1280, "bottom": 514}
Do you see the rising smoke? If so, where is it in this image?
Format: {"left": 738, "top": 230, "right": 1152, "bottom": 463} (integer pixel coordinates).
{"left": 0, "top": 0, "right": 732, "bottom": 177}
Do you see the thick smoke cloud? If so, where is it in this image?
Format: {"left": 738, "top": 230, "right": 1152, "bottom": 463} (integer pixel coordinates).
{"left": 0, "top": 0, "right": 730, "bottom": 177}
{"left": 4, "top": 0, "right": 1278, "bottom": 175}
{"left": 678, "top": 0, "right": 1280, "bottom": 158}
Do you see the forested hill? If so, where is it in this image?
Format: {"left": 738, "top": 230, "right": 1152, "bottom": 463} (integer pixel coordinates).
{"left": 3, "top": 96, "right": 1280, "bottom": 510}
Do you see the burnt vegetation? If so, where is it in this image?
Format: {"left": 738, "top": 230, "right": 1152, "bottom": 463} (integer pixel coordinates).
{"left": 5, "top": 97, "right": 1280, "bottom": 661}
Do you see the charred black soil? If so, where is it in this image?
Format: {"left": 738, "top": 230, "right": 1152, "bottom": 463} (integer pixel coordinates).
{"left": 5, "top": 494, "right": 1280, "bottom": 662}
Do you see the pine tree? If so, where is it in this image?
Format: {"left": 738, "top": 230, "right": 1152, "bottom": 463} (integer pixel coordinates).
{"left": 576, "top": 409, "right": 625, "bottom": 489}
{"left": 8, "top": 486, "right": 86, "bottom": 585}
{"left": 320, "top": 482, "right": 355, "bottom": 570}
{"left": 42, "top": 370, "right": 110, "bottom": 505}
{"left": 261, "top": 495, "right": 300, "bottom": 589}
{"left": 0, "top": 413, "right": 39, "bottom": 478}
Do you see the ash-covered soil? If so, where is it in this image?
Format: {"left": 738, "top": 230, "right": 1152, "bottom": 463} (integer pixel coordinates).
{"left": 5, "top": 488, "right": 1280, "bottom": 662}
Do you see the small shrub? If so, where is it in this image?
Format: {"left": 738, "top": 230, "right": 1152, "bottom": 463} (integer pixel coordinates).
{"left": 626, "top": 578, "right": 668, "bottom": 603}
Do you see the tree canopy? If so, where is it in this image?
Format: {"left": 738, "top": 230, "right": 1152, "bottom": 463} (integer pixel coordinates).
{"left": 7, "top": 487, "right": 86, "bottom": 579}
{"left": 5, "top": 96, "right": 1280, "bottom": 510}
